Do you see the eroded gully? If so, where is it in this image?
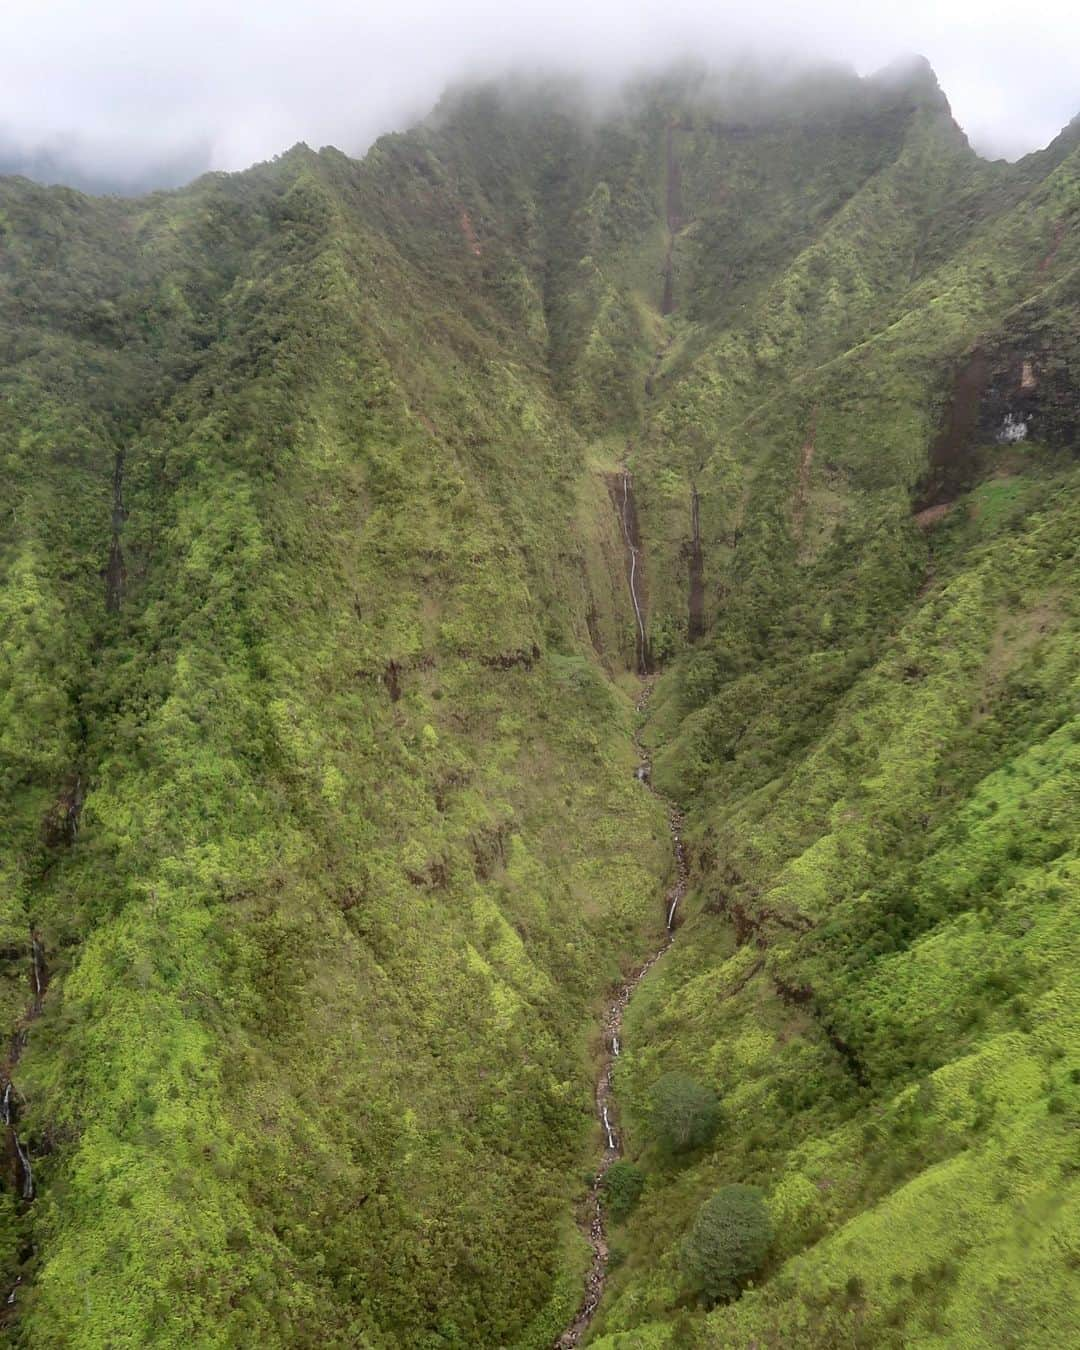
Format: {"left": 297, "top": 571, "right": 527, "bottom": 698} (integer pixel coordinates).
{"left": 555, "top": 683, "right": 688, "bottom": 1348}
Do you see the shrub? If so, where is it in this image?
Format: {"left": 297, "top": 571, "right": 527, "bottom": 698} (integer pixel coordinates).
{"left": 602, "top": 1162, "right": 645, "bottom": 1220}
{"left": 650, "top": 1072, "right": 721, "bottom": 1154}
{"left": 681, "top": 1184, "right": 773, "bottom": 1302}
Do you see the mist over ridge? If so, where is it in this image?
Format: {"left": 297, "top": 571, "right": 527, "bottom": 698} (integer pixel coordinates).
{"left": 0, "top": 5, "right": 1077, "bottom": 1343}
{"left": 2, "top": 0, "right": 1079, "bottom": 193}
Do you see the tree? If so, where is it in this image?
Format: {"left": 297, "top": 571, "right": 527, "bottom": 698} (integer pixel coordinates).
{"left": 649, "top": 1072, "right": 721, "bottom": 1154}
{"left": 681, "top": 1184, "right": 773, "bottom": 1303}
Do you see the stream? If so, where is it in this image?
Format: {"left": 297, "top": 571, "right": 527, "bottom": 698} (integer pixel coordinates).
{"left": 555, "top": 683, "right": 688, "bottom": 1348}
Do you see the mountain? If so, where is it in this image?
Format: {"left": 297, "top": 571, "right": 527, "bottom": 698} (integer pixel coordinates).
{"left": 0, "top": 59, "right": 1077, "bottom": 1348}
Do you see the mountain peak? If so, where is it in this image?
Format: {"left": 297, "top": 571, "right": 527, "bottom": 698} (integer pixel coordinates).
{"left": 869, "top": 52, "right": 950, "bottom": 111}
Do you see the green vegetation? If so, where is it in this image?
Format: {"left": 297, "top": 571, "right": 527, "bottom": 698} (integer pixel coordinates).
{"left": 1, "top": 56, "right": 1078, "bottom": 1350}
{"left": 602, "top": 1162, "right": 646, "bottom": 1221}
{"left": 648, "top": 1073, "right": 722, "bottom": 1155}
{"left": 681, "top": 1185, "right": 773, "bottom": 1303}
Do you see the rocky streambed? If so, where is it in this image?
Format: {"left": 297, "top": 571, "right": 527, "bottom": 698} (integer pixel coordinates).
{"left": 556, "top": 684, "right": 688, "bottom": 1347}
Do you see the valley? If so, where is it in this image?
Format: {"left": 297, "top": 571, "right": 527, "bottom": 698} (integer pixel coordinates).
{"left": 0, "top": 56, "right": 1077, "bottom": 1349}
{"left": 557, "top": 681, "right": 689, "bottom": 1348}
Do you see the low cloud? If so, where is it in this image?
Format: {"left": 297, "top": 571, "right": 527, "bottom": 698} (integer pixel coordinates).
{"left": 2, "top": 1, "right": 1078, "bottom": 190}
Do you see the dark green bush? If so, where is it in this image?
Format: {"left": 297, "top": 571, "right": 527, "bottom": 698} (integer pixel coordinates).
{"left": 602, "top": 1162, "right": 645, "bottom": 1220}
{"left": 650, "top": 1072, "right": 722, "bottom": 1154}
{"left": 681, "top": 1184, "right": 773, "bottom": 1303}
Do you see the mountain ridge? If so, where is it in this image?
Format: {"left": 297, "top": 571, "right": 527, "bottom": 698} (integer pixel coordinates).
{"left": 3, "top": 55, "right": 1079, "bottom": 200}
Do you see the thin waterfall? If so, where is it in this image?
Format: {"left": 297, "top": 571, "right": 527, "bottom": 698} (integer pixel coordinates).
{"left": 12, "top": 1134, "right": 33, "bottom": 1201}
{"left": 619, "top": 471, "right": 648, "bottom": 675}
{"left": 31, "top": 936, "right": 45, "bottom": 1005}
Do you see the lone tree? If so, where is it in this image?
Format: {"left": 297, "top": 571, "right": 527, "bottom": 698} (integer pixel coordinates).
{"left": 650, "top": 1072, "right": 721, "bottom": 1154}
{"left": 681, "top": 1184, "right": 773, "bottom": 1303}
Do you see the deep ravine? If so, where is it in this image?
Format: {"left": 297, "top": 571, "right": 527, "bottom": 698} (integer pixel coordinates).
{"left": 555, "top": 683, "right": 688, "bottom": 1348}
{"left": 2, "top": 930, "right": 49, "bottom": 1213}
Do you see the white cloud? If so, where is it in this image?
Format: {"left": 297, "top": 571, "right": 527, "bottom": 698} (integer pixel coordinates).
{"left": 1, "top": 1, "right": 1077, "bottom": 183}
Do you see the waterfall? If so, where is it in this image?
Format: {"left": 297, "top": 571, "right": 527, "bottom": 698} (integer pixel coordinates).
{"left": 31, "top": 936, "right": 45, "bottom": 1002}
{"left": 12, "top": 1133, "right": 33, "bottom": 1201}
{"left": 601, "top": 1104, "right": 617, "bottom": 1152}
{"left": 3, "top": 1080, "right": 34, "bottom": 1201}
{"left": 620, "top": 472, "right": 648, "bottom": 675}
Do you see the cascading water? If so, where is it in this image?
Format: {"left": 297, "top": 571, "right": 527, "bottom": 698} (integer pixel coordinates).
{"left": 618, "top": 471, "right": 649, "bottom": 676}
{"left": 2, "top": 1077, "right": 35, "bottom": 1203}
{"left": 30, "top": 936, "right": 45, "bottom": 1010}
{"left": 554, "top": 684, "right": 690, "bottom": 1348}
{"left": 666, "top": 824, "right": 687, "bottom": 928}
{"left": 555, "top": 475, "right": 693, "bottom": 1346}
{"left": 11, "top": 1134, "right": 33, "bottom": 1202}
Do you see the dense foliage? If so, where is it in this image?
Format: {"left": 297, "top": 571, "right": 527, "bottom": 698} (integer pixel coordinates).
{"left": 602, "top": 1162, "right": 646, "bottom": 1222}
{"left": 0, "top": 56, "right": 1077, "bottom": 1349}
{"left": 681, "top": 1185, "right": 773, "bottom": 1303}
{"left": 648, "top": 1072, "right": 722, "bottom": 1155}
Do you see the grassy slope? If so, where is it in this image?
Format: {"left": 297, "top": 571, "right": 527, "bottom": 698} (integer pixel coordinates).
{"left": 1, "top": 60, "right": 1077, "bottom": 1349}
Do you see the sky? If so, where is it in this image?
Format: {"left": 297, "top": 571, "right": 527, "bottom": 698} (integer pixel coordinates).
{"left": 1, "top": 1, "right": 1078, "bottom": 190}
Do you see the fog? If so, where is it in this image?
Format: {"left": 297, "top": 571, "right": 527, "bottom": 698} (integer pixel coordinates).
{"left": 2, "top": 1, "right": 1078, "bottom": 191}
